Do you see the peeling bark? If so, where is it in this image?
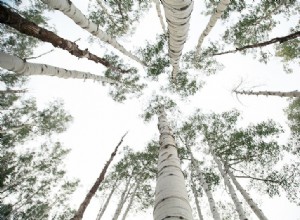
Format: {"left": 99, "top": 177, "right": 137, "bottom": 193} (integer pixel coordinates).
{"left": 71, "top": 132, "right": 128, "bottom": 220}
{"left": 196, "top": 0, "right": 230, "bottom": 54}
{"left": 154, "top": 108, "right": 193, "bottom": 220}
{"left": 213, "top": 31, "right": 300, "bottom": 56}
{"left": 234, "top": 89, "right": 300, "bottom": 98}
{"left": 0, "top": 4, "right": 127, "bottom": 73}
{"left": 0, "top": 52, "right": 116, "bottom": 84}
{"left": 41, "top": 0, "right": 145, "bottom": 66}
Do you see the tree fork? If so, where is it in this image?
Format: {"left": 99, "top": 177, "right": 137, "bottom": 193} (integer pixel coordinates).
{"left": 213, "top": 31, "right": 300, "bottom": 56}
{"left": 0, "top": 4, "right": 128, "bottom": 74}
{"left": 71, "top": 132, "right": 128, "bottom": 220}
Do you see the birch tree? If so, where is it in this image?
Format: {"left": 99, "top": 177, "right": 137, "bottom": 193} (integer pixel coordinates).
{"left": 154, "top": 108, "right": 193, "bottom": 220}
{"left": 0, "top": 4, "right": 128, "bottom": 73}
{"left": 152, "top": 0, "right": 167, "bottom": 34}
{"left": 195, "top": 0, "right": 230, "bottom": 54}
{"left": 161, "top": 0, "right": 194, "bottom": 79}
{"left": 41, "top": 0, "right": 145, "bottom": 65}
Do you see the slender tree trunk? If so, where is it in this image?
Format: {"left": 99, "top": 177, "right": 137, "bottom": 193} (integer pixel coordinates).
{"left": 188, "top": 148, "right": 221, "bottom": 220}
{"left": 0, "top": 89, "right": 27, "bottom": 94}
{"left": 112, "top": 177, "right": 132, "bottom": 220}
{"left": 196, "top": 0, "right": 230, "bottom": 54}
{"left": 234, "top": 89, "right": 300, "bottom": 98}
{"left": 190, "top": 170, "right": 204, "bottom": 220}
{"left": 225, "top": 164, "right": 268, "bottom": 220}
{"left": 0, "top": 5, "right": 127, "bottom": 74}
{"left": 152, "top": 0, "right": 167, "bottom": 34}
{"left": 213, "top": 31, "right": 300, "bottom": 56}
{"left": 0, "top": 52, "right": 116, "bottom": 84}
{"left": 40, "top": 0, "right": 145, "bottom": 66}
{"left": 212, "top": 154, "right": 247, "bottom": 220}
{"left": 96, "top": 180, "right": 118, "bottom": 220}
{"left": 71, "top": 132, "right": 128, "bottom": 220}
{"left": 161, "top": 0, "right": 194, "bottom": 79}
{"left": 154, "top": 108, "right": 193, "bottom": 220}
{"left": 121, "top": 181, "right": 140, "bottom": 220}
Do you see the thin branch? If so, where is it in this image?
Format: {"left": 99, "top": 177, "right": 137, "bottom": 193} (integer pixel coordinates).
{"left": 213, "top": 31, "right": 300, "bottom": 56}
{"left": 25, "top": 49, "right": 54, "bottom": 60}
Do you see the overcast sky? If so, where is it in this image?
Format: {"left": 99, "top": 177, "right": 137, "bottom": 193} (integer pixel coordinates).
{"left": 20, "top": 0, "right": 300, "bottom": 219}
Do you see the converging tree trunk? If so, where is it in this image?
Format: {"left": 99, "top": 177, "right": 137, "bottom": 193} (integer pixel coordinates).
{"left": 187, "top": 146, "right": 221, "bottom": 220}
{"left": 121, "top": 181, "right": 140, "bottom": 220}
{"left": 196, "top": 0, "right": 230, "bottom": 54}
{"left": 154, "top": 108, "right": 193, "bottom": 220}
{"left": 213, "top": 31, "right": 300, "bottom": 56}
{"left": 112, "top": 177, "right": 132, "bottom": 220}
{"left": 190, "top": 170, "right": 204, "bottom": 220}
{"left": 152, "top": 0, "right": 167, "bottom": 34}
{"left": 71, "top": 132, "right": 127, "bottom": 220}
{"left": 212, "top": 154, "right": 247, "bottom": 220}
{"left": 96, "top": 180, "right": 119, "bottom": 220}
{"left": 40, "top": 0, "right": 144, "bottom": 66}
{"left": 224, "top": 163, "right": 268, "bottom": 220}
{"left": 0, "top": 4, "right": 127, "bottom": 73}
{"left": 0, "top": 52, "right": 116, "bottom": 84}
{"left": 161, "top": 0, "right": 194, "bottom": 79}
{"left": 234, "top": 89, "right": 300, "bottom": 98}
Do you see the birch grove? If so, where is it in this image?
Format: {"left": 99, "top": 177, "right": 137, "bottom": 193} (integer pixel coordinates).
{"left": 161, "top": 0, "right": 194, "bottom": 79}
{"left": 40, "top": 0, "right": 145, "bottom": 65}
{"left": 0, "top": 52, "right": 116, "bottom": 84}
{"left": 154, "top": 109, "right": 193, "bottom": 220}
{"left": 195, "top": 0, "right": 230, "bottom": 54}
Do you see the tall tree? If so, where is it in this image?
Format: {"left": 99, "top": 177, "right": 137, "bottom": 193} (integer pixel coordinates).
{"left": 233, "top": 89, "right": 300, "bottom": 98}
{"left": 154, "top": 108, "right": 193, "bottom": 220}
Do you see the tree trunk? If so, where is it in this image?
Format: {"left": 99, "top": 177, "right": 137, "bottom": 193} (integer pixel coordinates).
{"left": 234, "top": 89, "right": 300, "bottom": 98}
{"left": 152, "top": 0, "right": 167, "bottom": 34}
{"left": 188, "top": 148, "right": 221, "bottom": 220}
{"left": 190, "top": 170, "right": 204, "bottom": 220}
{"left": 121, "top": 181, "right": 140, "bottom": 220}
{"left": 112, "top": 177, "right": 132, "bottom": 220}
{"left": 154, "top": 108, "right": 193, "bottom": 220}
{"left": 213, "top": 31, "right": 300, "bottom": 56}
{"left": 40, "top": 0, "right": 145, "bottom": 66}
{"left": 161, "top": 0, "right": 193, "bottom": 79}
{"left": 225, "top": 165, "right": 268, "bottom": 220}
{"left": 0, "top": 52, "right": 116, "bottom": 84}
{"left": 0, "top": 4, "right": 127, "bottom": 74}
{"left": 0, "top": 89, "right": 27, "bottom": 94}
{"left": 213, "top": 154, "right": 247, "bottom": 220}
{"left": 71, "top": 132, "right": 127, "bottom": 220}
{"left": 96, "top": 180, "right": 118, "bottom": 220}
{"left": 196, "top": 0, "right": 230, "bottom": 54}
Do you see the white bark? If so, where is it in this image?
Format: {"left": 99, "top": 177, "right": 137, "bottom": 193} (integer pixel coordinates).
{"left": 189, "top": 151, "right": 221, "bottom": 220}
{"left": 41, "top": 0, "right": 144, "bottom": 66}
{"left": 226, "top": 167, "right": 268, "bottom": 220}
{"left": 0, "top": 52, "right": 116, "bottom": 84}
{"left": 152, "top": 0, "right": 167, "bottom": 34}
{"left": 161, "top": 0, "right": 194, "bottom": 79}
{"left": 121, "top": 181, "right": 140, "bottom": 220}
{"left": 196, "top": 0, "right": 230, "bottom": 54}
{"left": 96, "top": 181, "right": 118, "bottom": 220}
{"left": 213, "top": 154, "right": 247, "bottom": 220}
{"left": 154, "top": 109, "right": 193, "bottom": 220}
{"left": 190, "top": 172, "right": 204, "bottom": 220}
{"left": 112, "top": 178, "right": 131, "bottom": 220}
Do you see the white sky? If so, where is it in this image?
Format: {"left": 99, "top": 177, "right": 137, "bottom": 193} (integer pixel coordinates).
{"left": 19, "top": 0, "right": 300, "bottom": 219}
